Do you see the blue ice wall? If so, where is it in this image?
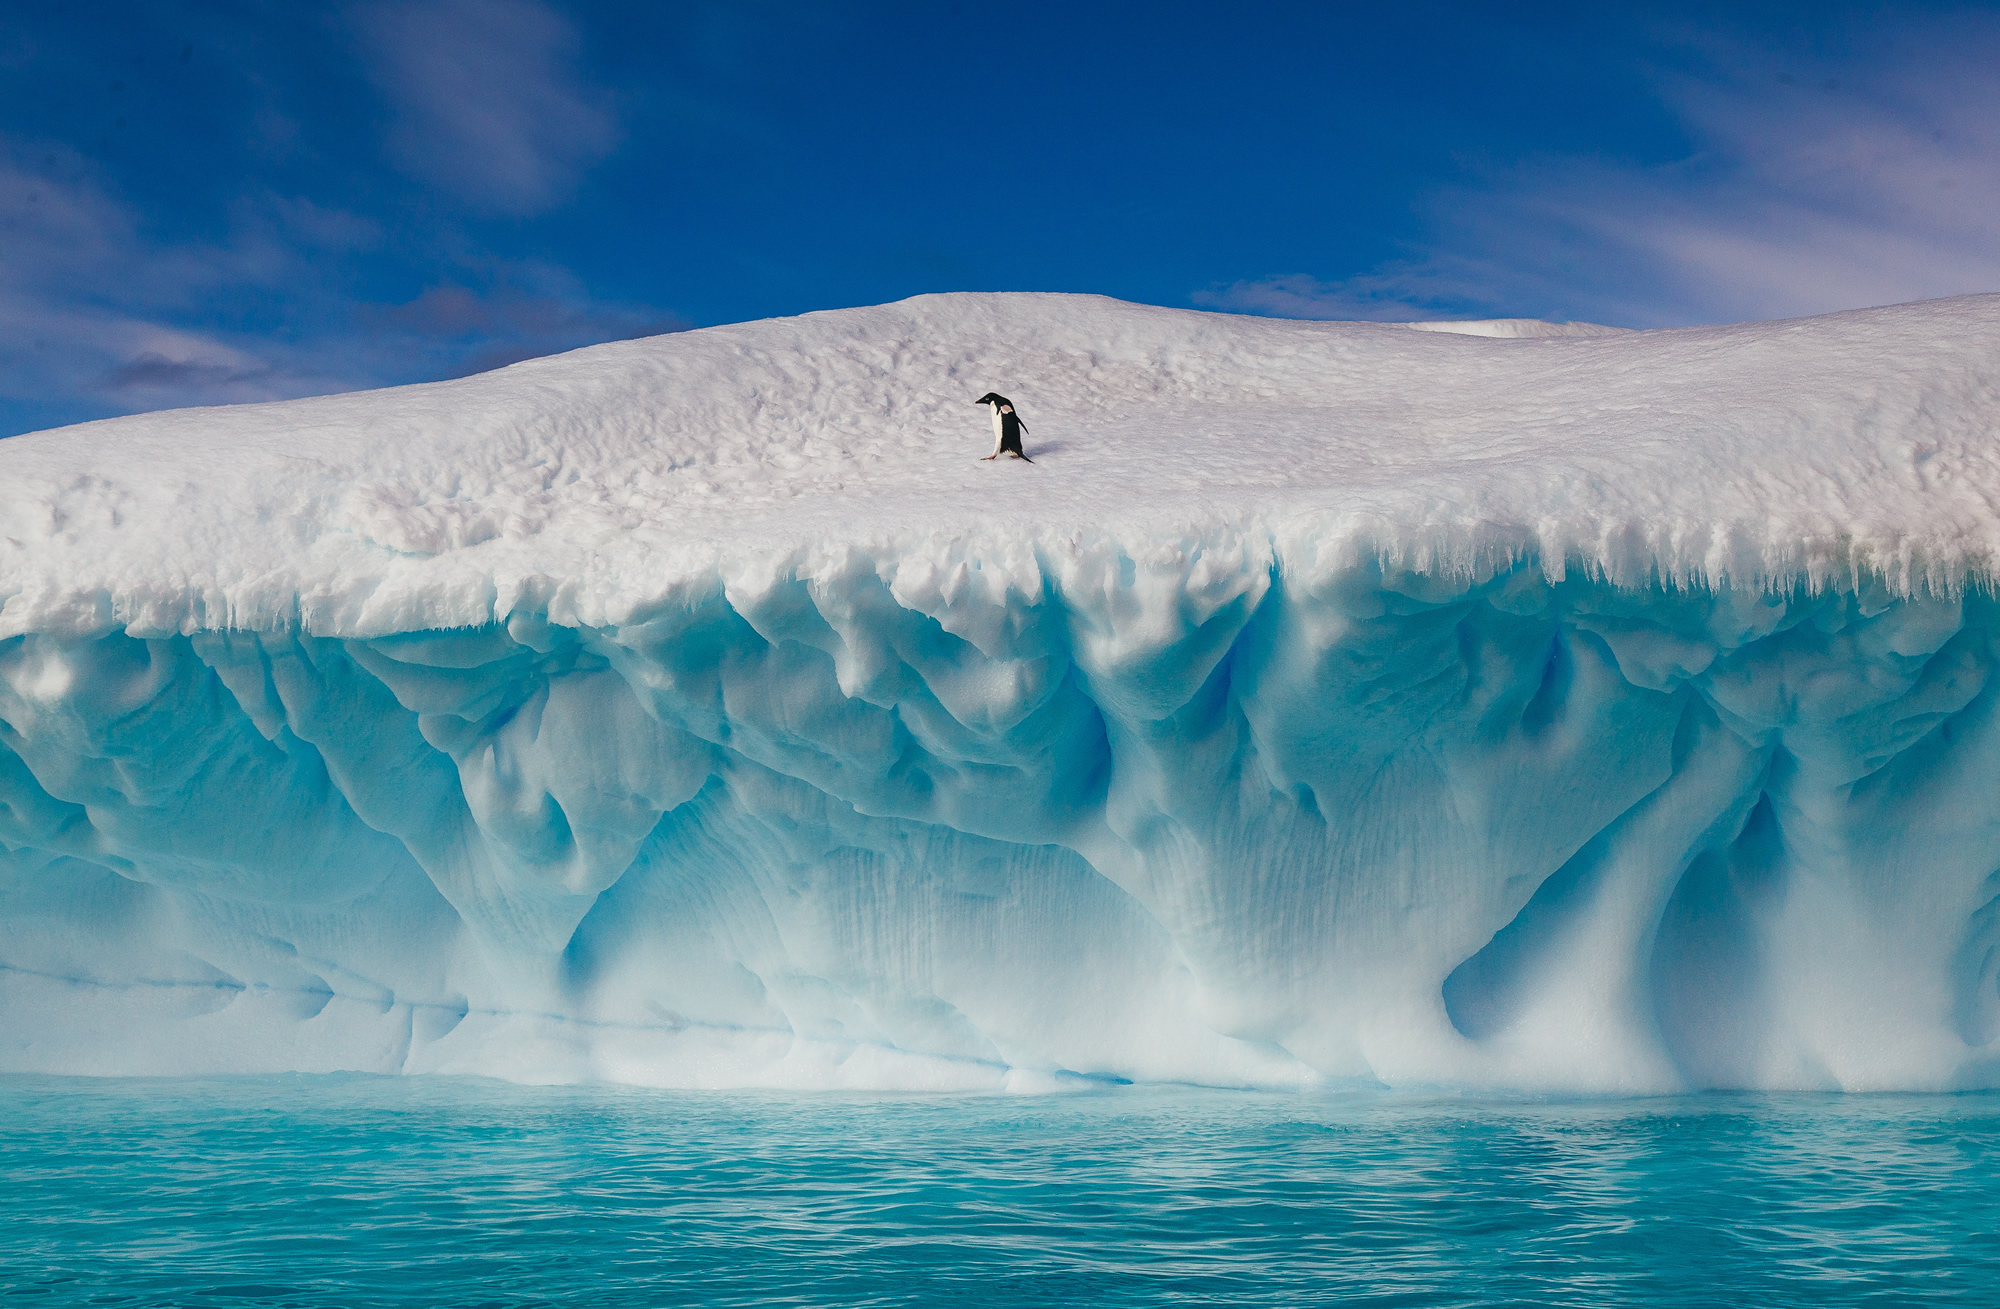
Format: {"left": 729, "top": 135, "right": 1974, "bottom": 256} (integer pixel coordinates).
{"left": 5, "top": 549, "right": 1999, "bottom": 1092}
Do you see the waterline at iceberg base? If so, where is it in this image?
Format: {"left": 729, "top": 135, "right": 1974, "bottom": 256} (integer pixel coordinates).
{"left": 7, "top": 547, "right": 1998, "bottom": 1094}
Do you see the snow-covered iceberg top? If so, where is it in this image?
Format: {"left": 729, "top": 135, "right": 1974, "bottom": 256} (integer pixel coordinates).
{"left": 10, "top": 292, "right": 2000, "bottom": 1093}
{"left": 5, "top": 291, "right": 1998, "bottom": 641}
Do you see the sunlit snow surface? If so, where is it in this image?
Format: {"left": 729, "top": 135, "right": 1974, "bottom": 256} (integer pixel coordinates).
{"left": 6, "top": 292, "right": 2000, "bottom": 1091}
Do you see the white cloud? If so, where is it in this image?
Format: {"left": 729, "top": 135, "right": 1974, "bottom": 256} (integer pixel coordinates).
{"left": 0, "top": 137, "right": 678, "bottom": 435}
{"left": 0, "top": 144, "right": 380, "bottom": 428}
{"left": 352, "top": 0, "right": 619, "bottom": 215}
{"left": 1206, "top": 13, "right": 2000, "bottom": 327}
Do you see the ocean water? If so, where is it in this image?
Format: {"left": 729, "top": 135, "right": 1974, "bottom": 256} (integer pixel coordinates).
{"left": 2, "top": 1076, "right": 1995, "bottom": 1306}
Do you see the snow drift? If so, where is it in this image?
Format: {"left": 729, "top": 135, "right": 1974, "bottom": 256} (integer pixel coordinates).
{"left": 6, "top": 292, "right": 2000, "bottom": 1092}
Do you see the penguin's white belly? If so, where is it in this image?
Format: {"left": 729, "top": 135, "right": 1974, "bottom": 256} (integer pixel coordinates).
{"left": 990, "top": 406, "right": 1005, "bottom": 453}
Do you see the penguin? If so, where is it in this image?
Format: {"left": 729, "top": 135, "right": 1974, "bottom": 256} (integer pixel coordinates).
{"left": 974, "top": 392, "right": 1033, "bottom": 462}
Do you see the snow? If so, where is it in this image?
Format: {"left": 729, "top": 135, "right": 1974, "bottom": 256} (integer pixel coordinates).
{"left": 5, "top": 290, "right": 2000, "bottom": 641}
{"left": 5, "top": 291, "right": 2000, "bottom": 1092}
{"left": 1404, "top": 317, "right": 1632, "bottom": 338}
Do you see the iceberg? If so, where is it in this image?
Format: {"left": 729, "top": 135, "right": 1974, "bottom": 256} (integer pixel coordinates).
{"left": 5, "top": 291, "right": 2000, "bottom": 1092}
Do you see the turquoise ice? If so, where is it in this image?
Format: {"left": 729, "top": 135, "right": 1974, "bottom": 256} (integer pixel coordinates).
{"left": 5, "top": 293, "right": 2000, "bottom": 1091}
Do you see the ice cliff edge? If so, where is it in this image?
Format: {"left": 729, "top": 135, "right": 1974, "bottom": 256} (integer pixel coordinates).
{"left": 5, "top": 292, "right": 2000, "bottom": 1092}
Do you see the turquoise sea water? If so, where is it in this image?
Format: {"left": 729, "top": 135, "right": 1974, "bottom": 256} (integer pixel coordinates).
{"left": 2, "top": 1076, "right": 1995, "bottom": 1306}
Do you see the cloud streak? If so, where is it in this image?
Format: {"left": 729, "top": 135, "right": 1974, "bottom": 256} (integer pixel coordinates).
{"left": 365, "top": 273, "right": 689, "bottom": 377}
{"left": 353, "top": 0, "right": 619, "bottom": 215}
{"left": 0, "top": 136, "right": 677, "bottom": 435}
{"left": 0, "top": 146, "right": 338, "bottom": 428}
{"left": 1205, "top": 13, "right": 2000, "bottom": 327}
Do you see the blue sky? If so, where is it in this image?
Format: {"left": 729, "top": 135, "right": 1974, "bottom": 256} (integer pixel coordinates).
{"left": 3, "top": 1, "right": 1997, "bottom": 436}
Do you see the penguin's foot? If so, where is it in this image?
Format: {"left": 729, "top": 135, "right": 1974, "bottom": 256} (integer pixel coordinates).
{"left": 979, "top": 455, "right": 997, "bottom": 460}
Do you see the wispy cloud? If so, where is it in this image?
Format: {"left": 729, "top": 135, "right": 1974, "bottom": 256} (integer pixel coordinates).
{"left": 0, "top": 135, "right": 677, "bottom": 435}
{"left": 362, "top": 270, "right": 689, "bottom": 377}
{"left": 1205, "top": 13, "right": 2000, "bottom": 327}
{"left": 352, "top": 0, "right": 619, "bottom": 215}
{"left": 96, "top": 336, "right": 281, "bottom": 398}
{"left": 0, "top": 145, "right": 341, "bottom": 427}
{"left": 1195, "top": 271, "right": 1483, "bottom": 323}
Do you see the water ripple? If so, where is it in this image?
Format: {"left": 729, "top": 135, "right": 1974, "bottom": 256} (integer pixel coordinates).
{"left": 3, "top": 1078, "right": 1997, "bottom": 1306}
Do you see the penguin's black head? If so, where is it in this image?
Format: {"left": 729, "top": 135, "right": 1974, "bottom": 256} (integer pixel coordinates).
{"left": 973, "top": 392, "right": 1010, "bottom": 408}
